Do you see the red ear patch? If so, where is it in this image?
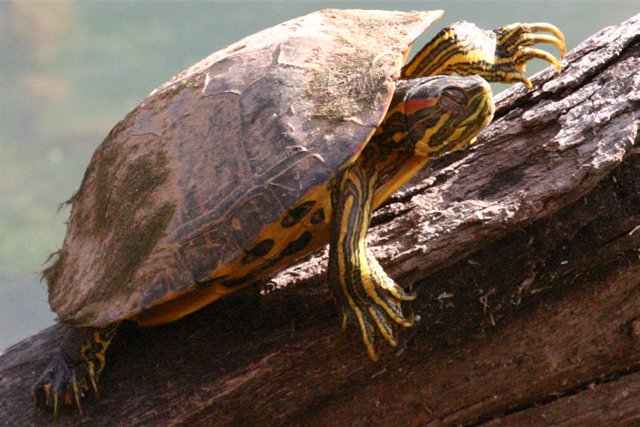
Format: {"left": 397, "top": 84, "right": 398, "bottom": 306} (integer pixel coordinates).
{"left": 404, "top": 97, "right": 437, "bottom": 116}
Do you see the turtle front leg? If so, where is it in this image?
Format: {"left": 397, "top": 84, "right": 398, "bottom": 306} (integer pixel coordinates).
{"left": 32, "top": 322, "right": 119, "bottom": 416}
{"left": 402, "top": 21, "right": 566, "bottom": 87}
{"left": 328, "top": 162, "right": 415, "bottom": 360}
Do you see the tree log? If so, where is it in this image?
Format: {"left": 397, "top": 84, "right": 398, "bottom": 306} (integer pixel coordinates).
{"left": 1, "top": 14, "right": 639, "bottom": 427}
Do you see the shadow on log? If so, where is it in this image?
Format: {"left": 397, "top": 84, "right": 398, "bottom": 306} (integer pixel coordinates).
{"left": 1, "top": 13, "right": 639, "bottom": 427}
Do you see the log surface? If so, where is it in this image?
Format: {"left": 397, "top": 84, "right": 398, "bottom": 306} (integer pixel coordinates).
{"left": 1, "top": 14, "right": 639, "bottom": 427}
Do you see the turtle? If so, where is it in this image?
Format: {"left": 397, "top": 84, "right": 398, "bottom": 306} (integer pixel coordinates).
{"left": 32, "top": 8, "right": 565, "bottom": 415}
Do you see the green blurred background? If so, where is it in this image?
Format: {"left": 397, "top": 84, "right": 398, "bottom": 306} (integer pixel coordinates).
{"left": 1, "top": 1, "right": 637, "bottom": 351}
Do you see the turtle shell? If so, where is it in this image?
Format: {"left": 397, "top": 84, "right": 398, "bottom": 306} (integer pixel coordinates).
{"left": 44, "top": 9, "right": 443, "bottom": 326}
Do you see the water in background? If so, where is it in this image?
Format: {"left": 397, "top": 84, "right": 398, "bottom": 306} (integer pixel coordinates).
{"left": 1, "top": 1, "right": 637, "bottom": 351}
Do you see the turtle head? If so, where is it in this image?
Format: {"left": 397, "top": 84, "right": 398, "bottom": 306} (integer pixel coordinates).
{"left": 401, "top": 75, "right": 495, "bottom": 158}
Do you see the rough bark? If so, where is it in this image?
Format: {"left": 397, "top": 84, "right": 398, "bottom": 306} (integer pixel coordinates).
{"left": 1, "top": 14, "right": 639, "bottom": 427}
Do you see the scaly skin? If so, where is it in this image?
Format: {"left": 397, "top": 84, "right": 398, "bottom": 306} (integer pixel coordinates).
{"left": 32, "top": 323, "right": 119, "bottom": 416}
{"left": 330, "top": 21, "right": 565, "bottom": 360}
{"left": 329, "top": 75, "right": 494, "bottom": 359}
{"left": 402, "top": 22, "right": 565, "bottom": 86}
{"left": 196, "top": 22, "right": 565, "bottom": 296}
{"left": 33, "top": 20, "right": 565, "bottom": 414}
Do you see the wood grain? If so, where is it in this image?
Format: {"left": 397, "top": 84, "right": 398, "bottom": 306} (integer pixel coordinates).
{"left": 1, "top": 13, "right": 639, "bottom": 427}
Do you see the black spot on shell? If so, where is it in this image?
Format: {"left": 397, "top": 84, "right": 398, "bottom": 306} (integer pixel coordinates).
{"left": 310, "top": 208, "right": 325, "bottom": 224}
{"left": 279, "top": 231, "right": 313, "bottom": 258}
{"left": 241, "top": 238, "right": 275, "bottom": 265}
{"left": 281, "top": 200, "right": 316, "bottom": 228}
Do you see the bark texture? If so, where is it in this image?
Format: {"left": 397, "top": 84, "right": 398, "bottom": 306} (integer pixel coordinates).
{"left": 1, "top": 14, "right": 639, "bottom": 427}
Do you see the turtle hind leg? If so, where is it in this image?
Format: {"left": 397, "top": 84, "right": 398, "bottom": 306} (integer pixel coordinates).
{"left": 328, "top": 161, "right": 415, "bottom": 361}
{"left": 32, "top": 322, "right": 119, "bottom": 416}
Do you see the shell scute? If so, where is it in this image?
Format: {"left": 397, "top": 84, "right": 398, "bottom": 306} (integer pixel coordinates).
{"left": 46, "top": 9, "right": 443, "bottom": 325}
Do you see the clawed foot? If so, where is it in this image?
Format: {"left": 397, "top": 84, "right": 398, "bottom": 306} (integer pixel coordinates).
{"left": 32, "top": 352, "right": 98, "bottom": 417}
{"left": 402, "top": 21, "right": 566, "bottom": 88}
{"left": 32, "top": 324, "right": 117, "bottom": 416}
{"left": 492, "top": 22, "right": 566, "bottom": 87}
{"left": 335, "top": 254, "right": 416, "bottom": 361}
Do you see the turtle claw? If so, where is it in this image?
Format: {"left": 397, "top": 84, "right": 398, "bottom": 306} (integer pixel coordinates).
{"left": 335, "top": 262, "right": 415, "bottom": 361}
{"left": 353, "top": 299, "right": 414, "bottom": 362}
{"left": 33, "top": 325, "right": 118, "bottom": 416}
{"left": 525, "top": 23, "right": 566, "bottom": 57}
{"left": 494, "top": 22, "right": 566, "bottom": 82}
{"left": 515, "top": 47, "right": 562, "bottom": 73}
{"left": 32, "top": 352, "right": 94, "bottom": 417}
{"left": 88, "top": 365, "right": 100, "bottom": 399}
{"left": 522, "top": 34, "right": 566, "bottom": 61}
{"left": 511, "top": 74, "right": 533, "bottom": 89}
{"left": 71, "top": 372, "right": 85, "bottom": 416}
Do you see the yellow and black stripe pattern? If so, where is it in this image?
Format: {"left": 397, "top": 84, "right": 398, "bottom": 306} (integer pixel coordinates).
{"left": 30, "top": 19, "right": 568, "bottom": 415}
{"left": 328, "top": 163, "right": 415, "bottom": 360}
{"left": 32, "top": 322, "right": 120, "bottom": 416}
{"left": 328, "top": 75, "right": 494, "bottom": 360}
{"left": 329, "top": 20, "right": 564, "bottom": 359}
{"left": 402, "top": 76, "right": 494, "bottom": 157}
{"left": 402, "top": 21, "right": 565, "bottom": 87}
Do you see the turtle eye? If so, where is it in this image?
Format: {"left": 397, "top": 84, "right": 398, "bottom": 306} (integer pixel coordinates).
{"left": 438, "top": 87, "right": 468, "bottom": 113}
